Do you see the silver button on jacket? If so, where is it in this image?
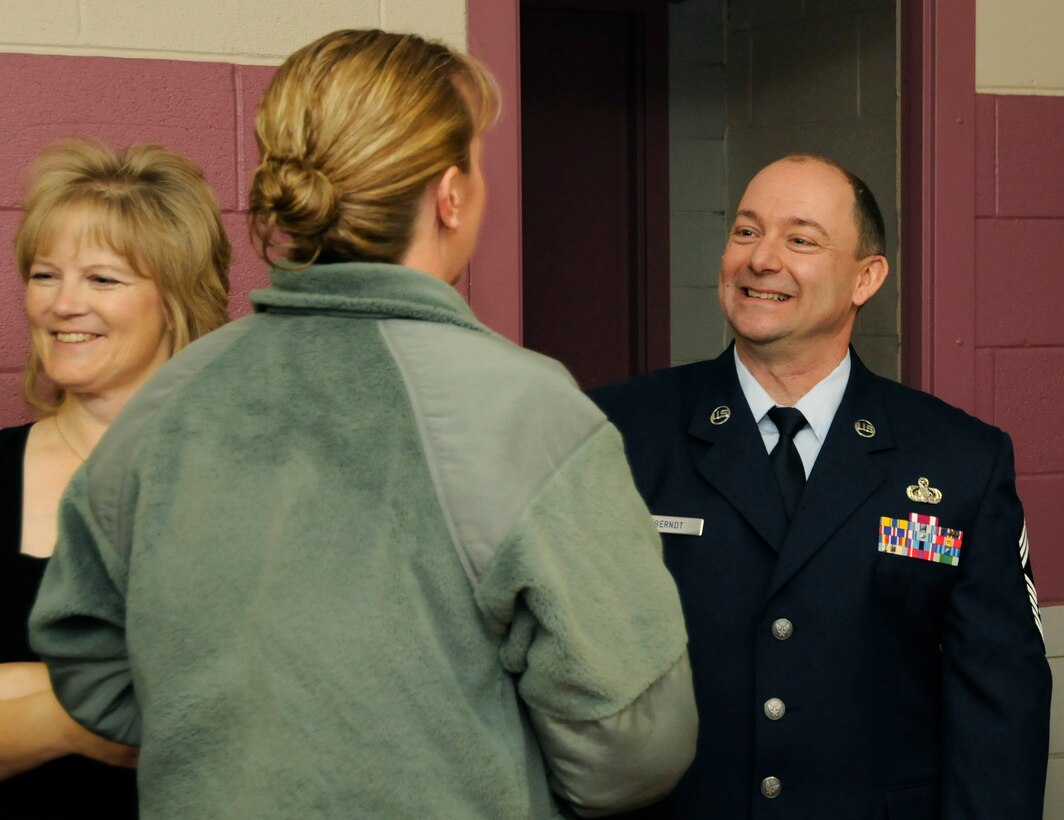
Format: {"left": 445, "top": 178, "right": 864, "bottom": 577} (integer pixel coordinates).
{"left": 760, "top": 776, "right": 782, "bottom": 798}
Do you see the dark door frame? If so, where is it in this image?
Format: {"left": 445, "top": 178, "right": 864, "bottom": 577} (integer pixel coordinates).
{"left": 900, "top": 0, "right": 977, "bottom": 411}
{"left": 519, "top": 0, "right": 670, "bottom": 382}
{"left": 468, "top": 0, "right": 668, "bottom": 373}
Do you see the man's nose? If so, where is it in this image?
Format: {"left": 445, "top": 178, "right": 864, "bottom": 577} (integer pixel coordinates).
{"left": 748, "top": 238, "right": 783, "bottom": 273}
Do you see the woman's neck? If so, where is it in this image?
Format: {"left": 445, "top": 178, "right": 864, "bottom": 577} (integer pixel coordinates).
{"left": 52, "top": 393, "right": 125, "bottom": 461}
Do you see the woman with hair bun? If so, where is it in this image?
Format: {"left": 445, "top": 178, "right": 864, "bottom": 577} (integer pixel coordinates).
{"left": 0, "top": 137, "right": 230, "bottom": 815}
{"left": 31, "top": 30, "right": 696, "bottom": 818}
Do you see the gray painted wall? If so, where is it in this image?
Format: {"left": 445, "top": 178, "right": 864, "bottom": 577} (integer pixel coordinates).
{"left": 724, "top": 0, "right": 900, "bottom": 379}
{"left": 668, "top": 0, "right": 729, "bottom": 366}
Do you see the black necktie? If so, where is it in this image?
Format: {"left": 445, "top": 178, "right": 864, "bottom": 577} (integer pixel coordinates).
{"left": 768, "top": 406, "right": 808, "bottom": 520}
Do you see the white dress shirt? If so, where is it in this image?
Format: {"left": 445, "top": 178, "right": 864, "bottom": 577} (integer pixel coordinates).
{"left": 734, "top": 348, "right": 851, "bottom": 478}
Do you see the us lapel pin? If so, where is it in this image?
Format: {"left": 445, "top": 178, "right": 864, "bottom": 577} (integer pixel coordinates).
{"left": 854, "top": 419, "right": 876, "bottom": 438}
{"left": 710, "top": 406, "right": 731, "bottom": 425}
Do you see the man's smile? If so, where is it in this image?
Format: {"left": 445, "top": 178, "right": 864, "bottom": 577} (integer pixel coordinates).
{"left": 744, "top": 287, "right": 791, "bottom": 302}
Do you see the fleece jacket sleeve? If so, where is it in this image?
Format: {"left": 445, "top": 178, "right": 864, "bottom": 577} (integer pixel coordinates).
{"left": 474, "top": 422, "right": 697, "bottom": 814}
{"left": 28, "top": 466, "right": 141, "bottom": 746}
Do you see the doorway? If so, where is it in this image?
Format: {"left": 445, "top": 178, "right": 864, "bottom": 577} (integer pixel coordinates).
{"left": 519, "top": 0, "right": 669, "bottom": 389}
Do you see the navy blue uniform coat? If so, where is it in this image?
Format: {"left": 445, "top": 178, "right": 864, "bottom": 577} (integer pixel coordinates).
{"left": 590, "top": 347, "right": 1051, "bottom": 820}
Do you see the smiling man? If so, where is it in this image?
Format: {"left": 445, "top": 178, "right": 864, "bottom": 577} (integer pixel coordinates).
{"left": 590, "top": 154, "right": 1051, "bottom": 820}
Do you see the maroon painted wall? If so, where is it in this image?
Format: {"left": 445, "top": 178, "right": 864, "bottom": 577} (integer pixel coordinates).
{"left": 467, "top": 0, "right": 523, "bottom": 343}
{"left": 902, "top": 0, "right": 1062, "bottom": 604}
{"left": 0, "top": 53, "right": 275, "bottom": 425}
{"left": 972, "top": 94, "right": 1064, "bottom": 605}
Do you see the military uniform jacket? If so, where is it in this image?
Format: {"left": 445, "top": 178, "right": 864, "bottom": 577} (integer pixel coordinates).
{"left": 590, "top": 347, "right": 1051, "bottom": 820}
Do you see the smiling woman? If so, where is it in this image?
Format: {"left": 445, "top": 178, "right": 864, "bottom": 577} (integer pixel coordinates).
{"left": 0, "top": 138, "right": 230, "bottom": 816}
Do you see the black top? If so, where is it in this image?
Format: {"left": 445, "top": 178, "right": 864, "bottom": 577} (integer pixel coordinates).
{"left": 0, "top": 424, "right": 138, "bottom": 818}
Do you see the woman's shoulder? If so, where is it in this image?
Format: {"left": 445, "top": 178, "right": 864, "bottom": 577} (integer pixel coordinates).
{"left": 0, "top": 422, "right": 33, "bottom": 465}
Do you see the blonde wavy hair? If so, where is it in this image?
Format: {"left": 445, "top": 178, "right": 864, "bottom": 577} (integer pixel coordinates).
{"left": 249, "top": 29, "right": 500, "bottom": 266}
{"left": 15, "top": 138, "right": 231, "bottom": 412}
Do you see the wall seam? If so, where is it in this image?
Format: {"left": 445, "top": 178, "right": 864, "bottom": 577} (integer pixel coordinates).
{"left": 233, "top": 65, "right": 246, "bottom": 212}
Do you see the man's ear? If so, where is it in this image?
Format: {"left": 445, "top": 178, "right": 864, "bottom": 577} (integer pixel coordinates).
{"left": 853, "top": 255, "right": 888, "bottom": 308}
{"left": 435, "top": 165, "right": 463, "bottom": 230}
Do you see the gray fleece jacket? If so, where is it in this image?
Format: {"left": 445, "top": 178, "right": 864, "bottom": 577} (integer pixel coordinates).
{"left": 30, "top": 264, "right": 696, "bottom": 819}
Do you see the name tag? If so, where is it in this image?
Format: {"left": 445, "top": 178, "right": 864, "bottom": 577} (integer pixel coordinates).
{"left": 652, "top": 515, "right": 704, "bottom": 537}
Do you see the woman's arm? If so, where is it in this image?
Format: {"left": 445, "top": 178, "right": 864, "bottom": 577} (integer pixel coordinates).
{"left": 0, "top": 662, "right": 51, "bottom": 700}
{"left": 0, "top": 690, "right": 138, "bottom": 781}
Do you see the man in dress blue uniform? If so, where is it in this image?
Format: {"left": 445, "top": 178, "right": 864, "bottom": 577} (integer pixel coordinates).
{"left": 590, "top": 154, "right": 1051, "bottom": 819}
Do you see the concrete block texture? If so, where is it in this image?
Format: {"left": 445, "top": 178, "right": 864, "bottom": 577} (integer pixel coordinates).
{"left": 0, "top": 210, "right": 29, "bottom": 373}
{"left": 804, "top": 0, "right": 895, "bottom": 18}
{"left": 670, "top": 286, "right": 725, "bottom": 365}
{"left": 1048, "top": 757, "right": 1064, "bottom": 820}
{"left": 1052, "top": 656, "right": 1064, "bottom": 755}
{"left": 670, "top": 213, "right": 725, "bottom": 290}
{"left": 671, "top": 139, "right": 726, "bottom": 213}
{"left": 0, "top": 0, "right": 79, "bottom": 44}
{"left": 850, "top": 333, "right": 899, "bottom": 381}
{"left": 382, "top": 0, "right": 466, "bottom": 50}
{"left": 1044, "top": 606, "right": 1064, "bottom": 657}
{"left": 1040, "top": 608, "right": 1061, "bottom": 820}
{"left": 725, "top": 27, "right": 752, "bottom": 130}
{"left": 670, "top": 63, "right": 727, "bottom": 140}
{"left": 858, "top": 5, "right": 897, "bottom": 120}
{"left": 0, "top": 373, "right": 31, "bottom": 427}
{"left": 853, "top": 276, "right": 899, "bottom": 338}
{"left": 1016, "top": 475, "right": 1064, "bottom": 608}
{"left": 975, "top": 95, "right": 997, "bottom": 216}
{"left": 749, "top": 16, "right": 860, "bottom": 128}
{"left": 236, "top": 65, "right": 278, "bottom": 210}
{"left": 669, "top": 0, "right": 725, "bottom": 64}
{"left": 991, "top": 348, "right": 1064, "bottom": 475}
{"left": 994, "top": 95, "right": 1064, "bottom": 218}
{"left": 0, "top": 0, "right": 467, "bottom": 63}
{"left": 0, "top": 54, "right": 240, "bottom": 208}
{"left": 976, "top": 217, "right": 1064, "bottom": 347}
{"left": 223, "top": 212, "right": 271, "bottom": 320}
{"left": 977, "top": 0, "right": 1064, "bottom": 92}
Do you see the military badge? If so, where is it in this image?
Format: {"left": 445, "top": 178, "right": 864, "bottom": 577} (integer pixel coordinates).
{"left": 878, "top": 513, "right": 963, "bottom": 566}
{"left": 906, "top": 477, "right": 942, "bottom": 504}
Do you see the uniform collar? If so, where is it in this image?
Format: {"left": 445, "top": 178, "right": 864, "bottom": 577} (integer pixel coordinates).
{"left": 734, "top": 347, "right": 851, "bottom": 446}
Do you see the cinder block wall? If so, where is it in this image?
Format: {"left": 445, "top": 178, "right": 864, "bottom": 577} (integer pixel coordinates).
{"left": 0, "top": 0, "right": 465, "bottom": 424}
{"left": 976, "top": 2, "right": 1064, "bottom": 813}
{"left": 668, "top": 0, "right": 728, "bottom": 366}
{"left": 724, "top": 0, "right": 900, "bottom": 380}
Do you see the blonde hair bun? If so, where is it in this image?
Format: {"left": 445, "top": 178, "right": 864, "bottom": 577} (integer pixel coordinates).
{"left": 255, "top": 154, "right": 340, "bottom": 242}
{"left": 250, "top": 29, "right": 500, "bottom": 266}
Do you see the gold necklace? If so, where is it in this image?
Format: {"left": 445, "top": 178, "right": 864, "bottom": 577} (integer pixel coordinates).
{"left": 54, "top": 415, "right": 87, "bottom": 462}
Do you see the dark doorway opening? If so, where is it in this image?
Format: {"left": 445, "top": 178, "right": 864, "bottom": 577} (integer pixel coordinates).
{"left": 519, "top": 0, "right": 670, "bottom": 389}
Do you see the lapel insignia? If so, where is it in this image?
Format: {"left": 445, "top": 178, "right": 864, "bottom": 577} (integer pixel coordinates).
{"left": 710, "top": 406, "right": 731, "bottom": 425}
{"left": 879, "top": 513, "right": 963, "bottom": 566}
{"left": 906, "top": 476, "right": 942, "bottom": 504}
{"left": 854, "top": 419, "right": 876, "bottom": 438}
